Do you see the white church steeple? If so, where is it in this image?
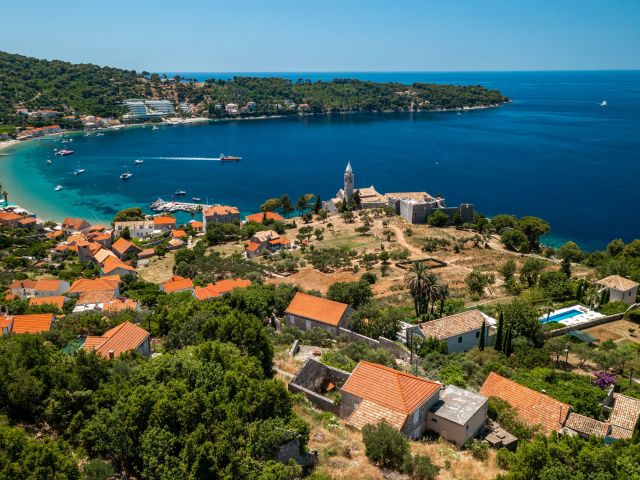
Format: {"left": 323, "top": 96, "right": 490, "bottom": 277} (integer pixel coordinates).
{"left": 344, "top": 162, "right": 354, "bottom": 200}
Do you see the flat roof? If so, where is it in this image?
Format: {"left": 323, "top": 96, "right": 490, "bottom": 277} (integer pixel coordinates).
{"left": 430, "top": 385, "right": 487, "bottom": 425}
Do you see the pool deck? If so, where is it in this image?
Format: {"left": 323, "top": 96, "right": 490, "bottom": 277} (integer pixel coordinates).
{"left": 539, "top": 305, "right": 604, "bottom": 327}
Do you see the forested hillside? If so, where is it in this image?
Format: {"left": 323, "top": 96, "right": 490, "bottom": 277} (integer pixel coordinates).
{"left": 0, "top": 50, "right": 509, "bottom": 128}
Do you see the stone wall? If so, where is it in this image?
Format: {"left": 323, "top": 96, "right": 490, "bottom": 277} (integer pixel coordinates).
{"left": 338, "top": 328, "right": 411, "bottom": 361}
{"left": 544, "top": 313, "right": 625, "bottom": 338}
{"left": 288, "top": 358, "right": 350, "bottom": 415}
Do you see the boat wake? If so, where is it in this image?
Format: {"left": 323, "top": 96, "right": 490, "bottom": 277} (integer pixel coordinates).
{"left": 144, "top": 156, "right": 222, "bottom": 161}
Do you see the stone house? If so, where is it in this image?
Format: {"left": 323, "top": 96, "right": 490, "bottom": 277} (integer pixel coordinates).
{"left": 203, "top": 205, "right": 240, "bottom": 228}
{"left": 245, "top": 230, "right": 292, "bottom": 258}
{"left": 596, "top": 275, "right": 639, "bottom": 305}
{"left": 80, "top": 321, "right": 150, "bottom": 359}
{"left": 284, "top": 292, "right": 353, "bottom": 335}
{"left": 406, "top": 310, "right": 495, "bottom": 354}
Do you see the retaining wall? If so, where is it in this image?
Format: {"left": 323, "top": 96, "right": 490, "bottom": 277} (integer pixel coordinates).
{"left": 544, "top": 313, "right": 625, "bottom": 338}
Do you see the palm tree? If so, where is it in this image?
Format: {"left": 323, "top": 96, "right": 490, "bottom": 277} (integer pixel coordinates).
{"left": 404, "top": 263, "right": 439, "bottom": 317}
{"left": 436, "top": 284, "right": 450, "bottom": 317}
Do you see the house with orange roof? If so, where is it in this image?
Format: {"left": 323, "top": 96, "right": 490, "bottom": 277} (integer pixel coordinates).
{"left": 194, "top": 278, "right": 251, "bottom": 300}
{"left": 189, "top": 220, "right": 204, "bottom": 233}
{"left": 245, "top": 211, "right": 285, "bottom": 223}
{"left": 161, "top": 275, "right": 195, "bottom": 295}
{"left": 93, "top": 248, "right": 117, "bottom": 265}
{"left": 0, "top": 211, "right": 24, "bottom": 228}
{"left": 153, "top": 216, "right": 177, "bottom": 231}
{"left": 407, "top": 310, "right": 496, "bottom": 354}
{"left": 138, "top": 248, "right": 155, "bottom": 260}
{"left": 87, "top": 232, "right": 112, "bottom": 248}
{"left": 166, "top": 238, "right": 185, "bottom": 250}
{"left": 101, "top": 256, "right": 137, "bottom": 277}
{"left": 9, "top": 279, "right": 37, "bottom": 298}
{"left": 285, "top": 292, "right": 353, "bottom": 335}
{"left": 46, "top": 230, "right": 65, "bottom": 240}
{"left": 244, "top": 230, "right": 292, "bottom": 258}
{"left": 480, "top": 372, "right": 572, "bottom": 434}
{"left": 80, "top": 321, "right": 150, "bottom": 359}
{"left": 3, "top": 313, "right": 55, "bottom": 335}
{"left": 17, "top": 216, "right": 39, "bottom": 229}
{"left": 33, "top": 279, "right": 70, "bottom": 297}
{"left": 67, "top": 277, "right": 120, "bottom": 297}
{"left": 62, "top": 217, "right": 91, "bottom": 233}
{"left": 111, "top": 237, "right": 142, "bottom": 259}
{"left": 102, "top": 298, "right": 140, "bottom": 313}
{"left": 203, "top": 205, "right": 240, "bottom": 228}
{"left": 29, "top": 296, "right": 66, "bottom": 311}
{"left": 171, "top": 229, "right": 187, "bottom": 239}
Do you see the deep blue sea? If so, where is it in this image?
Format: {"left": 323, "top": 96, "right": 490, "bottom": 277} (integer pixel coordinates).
{"left": 1, "top": 71, "right": 639, "bottom": 251}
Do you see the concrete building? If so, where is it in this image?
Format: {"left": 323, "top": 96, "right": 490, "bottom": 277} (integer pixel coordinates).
{"left": 427, "top": 385, "right": 488, "bottom": 446}
{"left": 284, "top": 292, "right": 353, "bottom": 335}
{"left": 123, "top": 99, "right": 175, "bottom": 121}
{"left": 596, "top": 275, "right": 639, "bottom": 306}
{"left": 406, "top": 310, "right": 495, "bottom": 354}
{"left": 114, "top": 220, "right": 155, "bottom": 239}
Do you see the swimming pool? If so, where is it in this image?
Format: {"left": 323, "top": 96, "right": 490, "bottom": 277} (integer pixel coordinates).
{"left": 540, "top": 308, "right": 582, "bottom": 323}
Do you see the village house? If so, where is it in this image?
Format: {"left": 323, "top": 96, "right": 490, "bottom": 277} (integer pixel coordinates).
{"left": 114, "top": 220, "right": 155, "bottom": 239}
{"left": 111, "top": 237, "right": 142, "bottom": 259}
{"left": 67, "top": 277, "right": 121, "bottom": 298}
{"left": 17, "top": 216, "right": 39, "bottom": 229}
{"left": 61, "top": 217, "right": 91, "bottom": 234}
{"left": 172, "top": 229, "right": 187, "bottom": 239}
{"left": 194, "top": 279, "right": 252, "bottom": 301}
{"left": 8, "top": 279, "right": 37, "bottom": 298}
{"left": 88, "top": 232, "right": 112, "bottom": 249}
{"left": 245, "top": 230, "right": 292, "bottom": 258}
{"left": 189, "top": 220, "right": 204, "bottom": 233}
{"left": 596, "top": 275, "right": 639, "bottom": 306}
{"left": 167, "top": 238, "right": 185, "bottom": 250}
{"left": 203, "top": 205, "right": 240, "bottom": 228}
{"left": 161, "top": 275, "right": 195, "bottom": 295}
{"left": 284, "top": 292, "right": 353, "bottom": 335}
{"left": 101, "top": 256, "right": 137, "bottom": 277}
{"left": 245, "top": 211, "right": 285, "bottom": 223}
{"left": 80, "top": 321, "right": 150, "bottom": 359}
{"left": 0, "top": 313, "right": 55, "bottom": 336}
{"left": 32, "top": 279, "right": 70, "bottom": 298}
{"left": 0, "top": 211, "right": 24, "bottom": 228}
{"left": 406, "top": 310, "right": 495, "bottom": 354}
{"left": 290, "top": 359, "right": 489, "bottom": 443}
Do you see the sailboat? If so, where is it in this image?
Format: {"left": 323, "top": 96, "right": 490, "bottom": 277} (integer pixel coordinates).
{"left": 120, "top": 166, "right": 133, "bottom": 180}
{"left": 134, "top": 158, "right": 144, "bottom": 165}
{"left": 46, "top": 156, "right": 52, "bottom": 165}
{"left": 600, "top": 100, "right": 607, "bottom": 107}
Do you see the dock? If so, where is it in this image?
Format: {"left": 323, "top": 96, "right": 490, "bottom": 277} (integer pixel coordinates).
{"left": 150, "top": 198, "right": 209, "bottom": 213}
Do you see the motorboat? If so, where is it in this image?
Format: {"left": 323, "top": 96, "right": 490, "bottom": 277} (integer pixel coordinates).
{"left": 192, "top": 197, "right": 201, "bottom": 202}
{"left": 218, "top": 153, "right": 242, "bottom": 161}
{"left": 120, "top": 166, "right": 133, "bottom": 180}
{"left": 174, "top": 190, "right": 187, "bottom": 197}
{"left": 600, "top": 100, "right": 607, "bottom": 107}
{"left": 134, "top": 159, "right": 144, "bottom": 165}
{"left": 54, "top": 185, "right": 64, "bottom": 191}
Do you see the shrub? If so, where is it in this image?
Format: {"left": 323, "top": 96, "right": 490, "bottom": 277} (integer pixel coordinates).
{"left": 410, "top": 455, "right": 440, "bottom": 480}
{"left": 362, "top": 420, "right": 410, "bottom": 470}
{"left": 599, "top": 301, "right": 629, "bottom": 316}
{"left": 465, "top": 439, "right": 489, "bottom": 461}
{"left": 360, "top": 271, "right": 377, "bottom": 284}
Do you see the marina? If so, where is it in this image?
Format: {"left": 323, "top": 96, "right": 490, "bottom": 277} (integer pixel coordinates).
{"left": 150, "top": 198, "right": 208, "bottom": 213}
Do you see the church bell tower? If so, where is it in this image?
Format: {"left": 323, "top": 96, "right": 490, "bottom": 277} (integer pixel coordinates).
{"left": 344, "top": 162, "right": 354, "bottom": 201}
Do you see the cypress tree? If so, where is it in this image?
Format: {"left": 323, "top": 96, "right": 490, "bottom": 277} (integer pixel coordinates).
{"left": 494, "top": 310, "right": 504, "bottom": 352}
{"left": 478, "top": 319, "right": 486, "bottom": 351}
{"left": 504, "top": 325, "right": 513, "bottom": 357}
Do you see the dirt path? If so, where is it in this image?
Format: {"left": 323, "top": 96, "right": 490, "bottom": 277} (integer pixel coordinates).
{"left": 388, "top": 224, "right": 423, "bottom": 257}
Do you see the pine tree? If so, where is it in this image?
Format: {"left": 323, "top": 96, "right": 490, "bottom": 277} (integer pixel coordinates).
{"left": 494, "top": 310, "right": 504, "bottom": 352}
{"left": 504, "top": 325, "right": 513, "bottom": 356}
{"left": 478, "top": 319, "right": 486, "bottom": 351}
{"left": 313, "top": 194, "right": 322, "bottom": 214}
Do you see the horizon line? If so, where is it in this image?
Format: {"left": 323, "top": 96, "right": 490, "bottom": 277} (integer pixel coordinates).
{"left": 158, "top": 68, "right": 640, "bottom": 74}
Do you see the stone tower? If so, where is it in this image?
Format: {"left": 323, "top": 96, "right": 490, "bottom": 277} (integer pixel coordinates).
{"left": 344, "top": 162, "right": 354, "bottom": 201}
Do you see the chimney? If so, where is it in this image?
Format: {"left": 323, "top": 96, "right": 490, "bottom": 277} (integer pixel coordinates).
{"left": 108, "top": 350, "right": 115, "bottom": 360}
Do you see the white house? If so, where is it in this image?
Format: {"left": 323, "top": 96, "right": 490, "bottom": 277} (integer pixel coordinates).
{"left": 596, "top": 275, "right": 639, "bottom": 306}
{"left": 407, "top": 310, "right": 495, "bottom": 354}
{"left": 427, "top": 385, "right": 488, "bottom": 446}
{"left": 113, "top": 220, "right": 155, "bottom": 239}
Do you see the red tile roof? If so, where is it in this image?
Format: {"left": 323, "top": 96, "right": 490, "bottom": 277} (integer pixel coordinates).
{"left": 162, "top": 275, "right": 194, "bottom": 293}
{"left": 102, "top": 298, "right": 139, "bottom": 313}
{"left": 29, "top": 296, "right": 65, "bottom": 310}
{"left": 343, "top": 361, "right": 441, "bottom": 415}
{"left": 69, "top": 277, "right": 119, "bottom": 294}
{"left": 34, "top": 279, "right": 67, "bottom": 292}
{"left": 285, "top": 292, "right": 349, "bottom": 326}
{"left": 77, "top": 290, "right": 116, "bottom": 305}
{"left": 102, "top": 256, "right": 136, "bottom": 275}
{"left": 190, "top": 221, "right": 203, "bottom": 229}
{"left": 565, "top": 412, "right": 610, "bottom": 438}
{"left": 47, "top": 230, "right": 65, "bottom": 239}
{"left": 153, "top": 216, "right": 176, "bottom": 226}
{"left": 0, "top": 212, "right": 23, "bottom": 221}
{"left": 417, "top": 310, "right": 488, "bottom": 340}
{"left": 609, "top": 394, "right": 640, "bottom": 438}
{"left": 82, "top": 321, "right": 149, "bottom": 358}
{"left": 171, "top": 229, "right": 187, "bottom": 238}
{"left": 204, "top": 205, "right": 239, "bottom": 216}
{"left": 480, "top": 372, "right": 571, "bottom": 433}
{"left": 112, "top": 237, "right": 140, "bottom": 255}
{"left": 10, "top": 313, "right": 54, "bottom": 334}
{"left": 62, "top": 217, "right": 90, "bottom": 231}
{"left": 246, "top": 241, "right": 261, "bottom": 252}
{"left": 194, "top": 279, "right": 251, "bottom": 300}
{"left": 9, "top": 279, "right": 37, "bottom": 290}
{"left": 245, "top": 211, "right": 285, "bottom": 223}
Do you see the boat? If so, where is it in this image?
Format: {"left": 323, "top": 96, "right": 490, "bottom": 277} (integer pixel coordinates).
{"left": 120, "top": 167, "right": 133, "bottom": 180}
{"left": 55, "top": 149, "right": 74, "bottom": 156}
{"left": 134, "top": 159, "right": 144, "bottom": 165}
{"left": 96, "top": 133, "right": 105, "bottom": 137}
{"left": 152, "top": 125, "right": 160, "bottom": 130}
{"left": 54, "top": 185, "right": 64, "bottom": 191}
{"left": 46, "top": 158, "right": 52, "bottom": 165}
{"left": 192, "top": 197, "right": 201, "bottom": 202}
{"left": 218, "top": 153, "right": 242, "bottom": 162}
{"left": 600, "top": 100, "right": 607, "bottom": 107}
{"left": 73, "top": 168, "right": 86, "bottom": 175}
{"left": 174, "top": 190, "right": 187, "bottom": 197}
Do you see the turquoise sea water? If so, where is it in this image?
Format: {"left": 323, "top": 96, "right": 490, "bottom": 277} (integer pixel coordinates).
{"left": 1, "top": 71, "right": 639, "bottom": 250}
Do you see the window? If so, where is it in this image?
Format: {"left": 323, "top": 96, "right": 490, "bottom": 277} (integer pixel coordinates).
{"left": 431, "top": 418, "right": 437, "bottom": 423}
{"left": 458, "top": 336, "right": 463, "bottom": 343}
{"left": 466, "top": 425, "right": 469, "bottom": 430}
{"left": 475, "top": 331, "right": 480, "bottom": 338}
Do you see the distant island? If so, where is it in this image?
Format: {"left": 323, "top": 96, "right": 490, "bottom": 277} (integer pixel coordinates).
{"left": 0, "top": 50, "right": 509, "bottom": 136}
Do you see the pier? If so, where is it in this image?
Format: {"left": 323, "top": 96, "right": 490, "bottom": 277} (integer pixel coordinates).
{"left": 150, "top": 198, "right": 208, "bottom": 213}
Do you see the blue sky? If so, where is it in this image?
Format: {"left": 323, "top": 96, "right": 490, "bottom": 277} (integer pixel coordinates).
{"left": 2, "top": 0, "right": 639, "bottom": 71}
